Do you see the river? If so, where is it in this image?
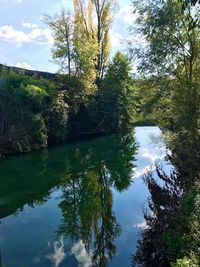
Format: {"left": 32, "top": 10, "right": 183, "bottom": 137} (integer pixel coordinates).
{"left": 0, "top": 126, "right": 168, "bottom": 267}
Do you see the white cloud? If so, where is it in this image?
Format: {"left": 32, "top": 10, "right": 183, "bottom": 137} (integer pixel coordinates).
{"left": 0, "top": 25, "right": 29, "bottom": 42}
{"left": 47, "top": 238, "right": 66, "bottom": 267}
{"left": 14, "top": 62, "right": 33, "bottom": 70}
{"left": 72, "top": 240, "right": 93, "bottom": 267}
{"left": 0, "top": 25, "right": 53, "bottom": 45}
{"left": 117, "top": 5, "right": 138, "bottom": 25}
{"left": 22, "top": 21, "right": 39, "bottom": 29}
{"left": 29, "top": 28, "right": 53, "bottom": 44}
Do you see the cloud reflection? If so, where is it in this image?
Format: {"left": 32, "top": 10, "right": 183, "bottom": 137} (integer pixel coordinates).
{"left": 47, "top": 237, "right": 65, "bottom": 267}
{"left": 134, "top": 221, "right": 148, "bottom": 230}
{"left": 72, "top": 240, "right": 93, "bottom": 267}
{"left": 140, "top": 148, "right": 164, "bottom": 163}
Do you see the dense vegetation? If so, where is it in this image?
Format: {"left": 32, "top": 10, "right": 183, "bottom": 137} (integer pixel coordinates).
{"left": 130, "top": 0, "right": 200, "bottom": 266}
{"left": 0, "top": 0, "right": 137, "bottom": 156}
{"left": 0, "top": 51, "right": 135, "bottom": 155}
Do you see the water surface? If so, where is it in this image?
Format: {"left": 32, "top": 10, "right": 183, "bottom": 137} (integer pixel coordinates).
{"left": 0, "top": 127, "right": 166, "bottom": 267}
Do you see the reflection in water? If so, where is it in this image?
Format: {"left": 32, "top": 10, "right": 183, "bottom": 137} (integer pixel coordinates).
{"left": 57, "top": 131, "right": 137, "bottom": 266}
{"left": 133, "top": 130, "right": 200, "bottom": 267}
{"left": 72, "top": 240, "right": 93, "bottom": 267}
{"left": 47, "top": 238, "right": 65, "bottom": 267}
{"left": 0, "top": 249, "right": 2, "bottom": 267}
{"left": 0, "top": 151, "right": 60, "bottom": 219}
{"left": 0, "top": 130, "right": 137, "bottom": 266}
{"left": 133, "top": 166, "right": 184, "bottom": 267}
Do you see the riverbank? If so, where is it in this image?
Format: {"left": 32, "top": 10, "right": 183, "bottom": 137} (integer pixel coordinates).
{"left": 0, "top": 123, "right": 155, "bottom": 158}
{"left": 0, "top": 55, "right": 137, "bottom": 157}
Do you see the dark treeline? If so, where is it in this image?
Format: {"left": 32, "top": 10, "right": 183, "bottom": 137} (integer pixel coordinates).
{"left": 130, "top": 0, "right": 200, "bottom": 266}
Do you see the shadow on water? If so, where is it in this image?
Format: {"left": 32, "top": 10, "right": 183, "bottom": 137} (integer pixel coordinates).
{"left": 0, "top": 130, "right": 138, "bottom": 266}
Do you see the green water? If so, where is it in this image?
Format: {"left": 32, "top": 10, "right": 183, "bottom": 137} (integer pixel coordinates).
{"left": 0, "top": 127, "right": 166, "bottom": 267}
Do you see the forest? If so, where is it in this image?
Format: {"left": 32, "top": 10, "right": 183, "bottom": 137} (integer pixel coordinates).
{"left": 0, "top": 0, "right": 199, "bottom": 266}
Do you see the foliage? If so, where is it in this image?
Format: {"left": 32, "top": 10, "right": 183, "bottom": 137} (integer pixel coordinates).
{"left": 44, "top": 8, "right": 74, "bottom": 78}
{"left": 170, "top": 186, "right": 200, "bottom": 266}
{"left": 45, "top": 90, "right": 69, "bottom": 144}
{"left": 0, "top": 2, "right": 136, "bottom": 156}
{"left": 172, "top": 255, "right": 199, "bottom": 267}
{"left": 131, "top": 0, "right": 200, "bottom": 131}
{"left": 132, "top": 131, "right": 200, "bottom": 267}
{"left": 0, "top": 53, "right": 137, "bottom": 155}
{"left": 0, "top": 70, "right": 69, "bottom": 154}
{"left": 47, "top": 0, "right": 116, "bottom": 85}
{"left": 0, "top": 71, "right": 50, "bottom": 152}
{"left": 130, "top": 5, "right": 200, "bottom": 264}
{"left": 102, "top": 52, "right": 136, "bottom": 129}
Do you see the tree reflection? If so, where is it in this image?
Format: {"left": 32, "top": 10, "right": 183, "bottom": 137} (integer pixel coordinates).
{"left": 0, "top": 151, "right": 61, "bottom": 219}
{"left": 0, "top": 130, "right": 137, "bottom": 266}
{"left": 132, "top": 166, "right": 185, "bottom": 267}
{"left": 58, "top": 131, "right": 137, "bottom": 266}
{"left": 133, "top": 130, "right": 200, "bottom": 267}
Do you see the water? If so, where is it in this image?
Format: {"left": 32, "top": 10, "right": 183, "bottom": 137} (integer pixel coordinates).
{"left": 0, "top": 127, "right": 167, "bottom": 267}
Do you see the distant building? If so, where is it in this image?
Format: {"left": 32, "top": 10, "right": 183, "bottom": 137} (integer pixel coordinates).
{"left": 0, "top": 63, "right": 56, "bottom": 81}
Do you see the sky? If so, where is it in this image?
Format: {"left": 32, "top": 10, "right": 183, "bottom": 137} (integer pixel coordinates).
{"left": 0, "top": 0, "right": 135, "bottom": 73}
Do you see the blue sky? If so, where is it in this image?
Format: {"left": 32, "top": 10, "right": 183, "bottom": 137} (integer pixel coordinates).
{"left": 0, "top": 0, "right": 134, "bottom": 72}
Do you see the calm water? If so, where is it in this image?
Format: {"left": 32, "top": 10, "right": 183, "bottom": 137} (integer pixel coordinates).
{"left": 0, "top": 127, "right": 167, "bottom": 267}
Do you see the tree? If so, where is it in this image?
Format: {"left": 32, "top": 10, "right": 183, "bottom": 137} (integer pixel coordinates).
{"left": 102, "top": 52, "right": 136, "bottom": 129}
{"left": 73, "top": 0, "right": 99, "bottom": 92}
{"left": 0, "top": 70, "right": 51, "bottom": 152}
{"left": 131, "top": 0, "right": 200, "bottom": 131}
{"left": 47, "top": 0, "right": 116, "bottom": 85}
{"left": 73, "top": 0, "right": 116, "bottom": 80}
{"left": 45, "top": 90, "right": 69, "bottom": 144}
{"left": 45, "top": 8, "right": 74, "bottom": 79}
{"left": 93, "top": 0, "right": 116, "bottom": 79}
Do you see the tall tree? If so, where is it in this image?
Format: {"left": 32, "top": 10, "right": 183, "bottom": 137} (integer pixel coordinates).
{"left": 73, "top": 0, "right": 98, "bottom": 92}
{"left": 131, "top": 0, "right": 200, "bottom": 131}
{"left": 73, "top": 0, "right": 116, "bottom": 81}
{"left": 102, "top": 52, "right": 136, "bottom": 129}
{"left": 93, "top": 0, "right": 116, "bottom": 79}
{"left": 46, "top": 0, "right": 116, "bottom": 86}
{"left": 45, "top": 8, "right": 74, "bottom": 79}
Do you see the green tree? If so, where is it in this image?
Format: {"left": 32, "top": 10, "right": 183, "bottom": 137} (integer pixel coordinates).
{"left": 93, "top": 0, "right": 117, "bottom": 79}
{"left": 0, "top": 70, "right": 69, "bottom": 154}
{"left": 73, "top": 0, "right": 98, "bottom": 93}
{"left": 0, "top": 71, "right": 51, "bottom": 152}
{"left": 73, "top": 0, "right": 116, "bottom": 82}
{"left": 131, "top": 0, "right": 200, "bottom": 131}
{"left": 47, "top": 0, "right": 116, "bottom": 86}
{"left": 45, "top": 8, "right": 74, "bottom": 79}
{"left": 45, "top": 90, "right": 69, "bottom": 144}
{"left": 102, "top": 52, "right": 136, "bottom": 129}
